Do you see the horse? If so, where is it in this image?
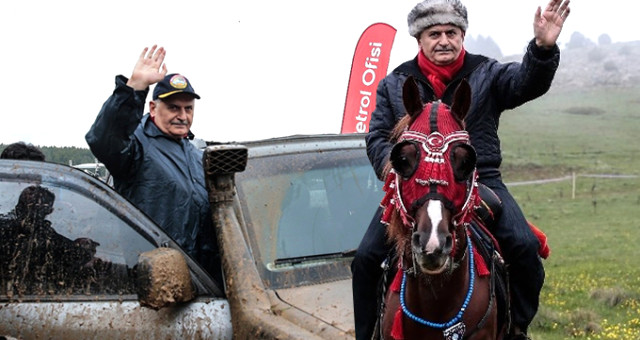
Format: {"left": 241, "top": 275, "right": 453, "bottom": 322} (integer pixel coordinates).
{"left": 377, "top": 76, "right": 508, "bottom": 340}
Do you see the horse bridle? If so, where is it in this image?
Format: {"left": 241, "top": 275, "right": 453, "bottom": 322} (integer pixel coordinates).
{"left": 387, "top": 100, "right": 479, "bottom": 231}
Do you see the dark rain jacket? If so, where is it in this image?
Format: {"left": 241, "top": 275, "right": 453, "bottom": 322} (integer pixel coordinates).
{"left": 366, "top": 39, "right": 560, "bottom": 181}
{"left": 85, "top": 75, "right": 218, "bottom": 279}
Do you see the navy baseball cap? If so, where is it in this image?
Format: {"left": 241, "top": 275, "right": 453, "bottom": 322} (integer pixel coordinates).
{"left": 152, "top": 73, "right": 200, "bottom": 100}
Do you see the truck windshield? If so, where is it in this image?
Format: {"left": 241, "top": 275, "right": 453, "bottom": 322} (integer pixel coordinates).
{"left": 235, "top": 147, "right": 384, "bottom": 287}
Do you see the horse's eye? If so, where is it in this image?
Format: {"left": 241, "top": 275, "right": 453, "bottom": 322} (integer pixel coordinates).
{"left": 451, "top": 143, "right": 477, "bottom": 181}
{"left": 391, "top": 142, "right": 419, "bottom": 178}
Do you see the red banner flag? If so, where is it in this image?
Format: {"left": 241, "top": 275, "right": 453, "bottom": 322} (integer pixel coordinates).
{"left": 340, "top": 23, "right": 396, "bottom": 134}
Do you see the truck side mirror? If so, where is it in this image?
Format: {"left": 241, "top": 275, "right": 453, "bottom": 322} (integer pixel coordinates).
{"left": 135, "top": 247, "right": 195, "bottom": 310}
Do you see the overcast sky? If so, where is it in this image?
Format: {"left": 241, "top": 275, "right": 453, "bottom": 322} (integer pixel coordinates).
{"left": 1, "top": 0, "right": 636, "bottom": 148}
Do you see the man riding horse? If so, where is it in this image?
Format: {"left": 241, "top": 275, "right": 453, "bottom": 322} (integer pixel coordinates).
{"left": 379, "top": 78, "right": 504, "bottom": 339}
{"left": 352, "top": 0, "right": 571, "bottom": 339}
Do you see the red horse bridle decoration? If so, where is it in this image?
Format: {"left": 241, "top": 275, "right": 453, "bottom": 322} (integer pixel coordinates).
{"left": 379, "top": 98, "right": 480, "bottom": 241}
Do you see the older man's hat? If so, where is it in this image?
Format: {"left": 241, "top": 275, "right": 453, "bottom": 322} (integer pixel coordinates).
{"left": 152, "top": 73, "right": 200, "bottom": 100}
{"left": 408, "top": 0, "right": 468, "bottom": 38}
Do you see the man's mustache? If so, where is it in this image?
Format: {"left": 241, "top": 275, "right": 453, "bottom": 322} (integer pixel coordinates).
{"left": 171, "top": 120, "right": 189, "bottom": 126}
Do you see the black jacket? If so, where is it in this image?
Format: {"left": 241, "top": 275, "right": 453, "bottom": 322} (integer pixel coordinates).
{"left": 85, "top": 76, "right": 218, "bottom": 278}
{"left": 366, "top": 39, "right": 560, "bottom": 181}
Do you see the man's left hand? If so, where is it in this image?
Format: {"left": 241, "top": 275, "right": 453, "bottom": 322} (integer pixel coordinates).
{"left": 534, "top": 0, "right": 571, "bottom": 49}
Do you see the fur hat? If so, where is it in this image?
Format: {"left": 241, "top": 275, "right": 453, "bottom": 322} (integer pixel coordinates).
{"left": 407, "top": 0, "right": 468, "bottom": 38}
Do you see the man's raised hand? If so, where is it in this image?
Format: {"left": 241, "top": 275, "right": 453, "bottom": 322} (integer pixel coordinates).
{"left": 126, "top": 45, "right": 168, "bottom": 91}
{"left": 534, "top": 0, "right": 571, "bottom": 49}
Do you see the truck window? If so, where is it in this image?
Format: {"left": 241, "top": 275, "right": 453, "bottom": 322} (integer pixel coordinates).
{"left": 0, "top": 181, "right": 155, "bottom": 300}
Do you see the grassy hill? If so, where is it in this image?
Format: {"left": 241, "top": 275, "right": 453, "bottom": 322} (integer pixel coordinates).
{"left": 500, "top": 86, "right": 640, "bottom": 180}
{"left": 498, "top": 42, "right": 640, "bottom": 339}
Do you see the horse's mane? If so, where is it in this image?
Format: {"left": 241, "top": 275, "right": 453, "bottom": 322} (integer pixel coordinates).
{"left": 384, "top": 206, "right": 411, "bottom": 258}
{"left": 383, "top": 113, "right": 414, "bottom": 254}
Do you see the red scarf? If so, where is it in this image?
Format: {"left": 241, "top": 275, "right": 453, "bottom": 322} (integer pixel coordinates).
{"left": 417, "top": 48, "right": 466, "bottom": 99}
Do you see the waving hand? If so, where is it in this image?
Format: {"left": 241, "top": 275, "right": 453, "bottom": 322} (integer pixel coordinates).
{"left": 126, "top": 45, "right": 168, "bottom": 91}
{"left": 534, "top": 0, "right": 571, "bottom": 49}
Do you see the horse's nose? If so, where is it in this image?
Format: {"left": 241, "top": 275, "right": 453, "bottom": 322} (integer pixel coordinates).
{"left": 411, "top": 231, "right": 453, "bottom": 255}
{"left": 411, "top": 231, "right": 428, "bottom": 253}
{"left": 412, "top": 230, "right": 453, "bottom": 273}
{"left": 443, "top": 234, "right": 453, "bottom": 253}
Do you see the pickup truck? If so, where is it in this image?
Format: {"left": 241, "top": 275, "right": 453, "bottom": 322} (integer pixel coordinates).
{"left": 0, "top": 133, "right": 383, "bottom": 339}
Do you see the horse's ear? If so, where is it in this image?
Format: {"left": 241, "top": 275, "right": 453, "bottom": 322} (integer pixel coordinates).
{"left": 402, "top": 76, "right": 423, "bottom": 118}
{"left": 450, "top": 79, "right": 472, "bottom": 124}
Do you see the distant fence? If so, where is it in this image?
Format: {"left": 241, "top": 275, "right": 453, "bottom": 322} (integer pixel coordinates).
{"left": 505, "top": 172, "right": 639, "bottom": 199}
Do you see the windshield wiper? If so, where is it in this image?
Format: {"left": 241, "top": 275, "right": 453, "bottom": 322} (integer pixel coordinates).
{"left": 274, "top": 249, "right": 356, "bottom": 266}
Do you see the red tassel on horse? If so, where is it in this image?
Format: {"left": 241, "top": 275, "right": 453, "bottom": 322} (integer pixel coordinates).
{"left": 473, "top": 246, "right": 490, "bottom": 277}
{"left": 391, "top": 307, "right": 405, "bottom": 340}
{"left": 391, "top": 268, "right": 403, "bottom": 292}
{"left": 529, "top": 222, "right": 551, "bottom": 259}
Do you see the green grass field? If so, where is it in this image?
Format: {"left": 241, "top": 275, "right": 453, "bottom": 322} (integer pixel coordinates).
{"left": 498, "top": 86, "right": 640, "bottom": 339}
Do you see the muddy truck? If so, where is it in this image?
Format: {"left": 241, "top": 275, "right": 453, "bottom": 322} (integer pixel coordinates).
{"left": 0, "top": 133, "right": 382, "bottom": 339}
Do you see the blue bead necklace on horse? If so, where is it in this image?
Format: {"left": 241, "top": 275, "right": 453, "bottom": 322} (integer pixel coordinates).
{"left": 376, "top": 76, "right": 511, "bottom": 340}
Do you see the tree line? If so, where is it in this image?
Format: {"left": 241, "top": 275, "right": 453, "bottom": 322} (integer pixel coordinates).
{"left": 0, "top": 143, "right": 96, "bottom": 166}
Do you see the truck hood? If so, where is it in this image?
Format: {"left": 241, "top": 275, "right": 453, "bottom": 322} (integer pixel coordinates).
{"left": 274, "top": 278, "right": 355, "bottom": 337}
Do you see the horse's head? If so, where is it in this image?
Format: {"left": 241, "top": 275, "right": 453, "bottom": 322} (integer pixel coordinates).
{"left": 381, "top": 76, "right": 480, "bottom": 275}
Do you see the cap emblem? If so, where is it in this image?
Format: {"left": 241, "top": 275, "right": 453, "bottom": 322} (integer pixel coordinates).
{"left": 169, "top": 75, "right": 188, "bottom": 90}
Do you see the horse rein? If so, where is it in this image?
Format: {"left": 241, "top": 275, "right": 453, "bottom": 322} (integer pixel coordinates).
{"left": 399, "top": 234, "right": 475, "bottom": 332}
{"left": 383, "top": 230, "right": 498, "bottom": 340}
